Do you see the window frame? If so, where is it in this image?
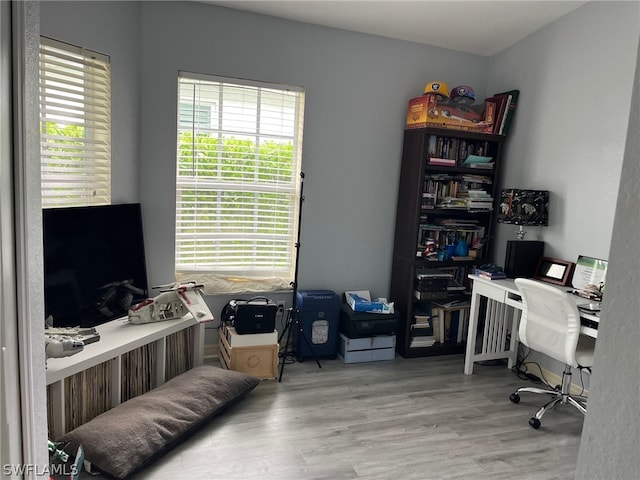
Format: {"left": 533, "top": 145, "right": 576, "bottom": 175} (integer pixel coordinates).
{"left": 175, "top": 72, "right": 305, "bottom": 294}
{"left": 39, "top": 36, "right": 111, "bottom": 208}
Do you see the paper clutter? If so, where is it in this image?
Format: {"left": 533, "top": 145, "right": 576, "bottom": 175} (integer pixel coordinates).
{"left": 345, "top": 290, "right": 395, "bottom": 314}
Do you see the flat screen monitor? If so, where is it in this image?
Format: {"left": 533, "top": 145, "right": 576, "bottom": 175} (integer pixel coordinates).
{"left": 43, "top": 203, "right": 149, "bottom": 328}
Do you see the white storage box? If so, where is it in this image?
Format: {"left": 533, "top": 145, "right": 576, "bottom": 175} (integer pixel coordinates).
{"left": 338, "top": 333, "right": 395, "bottom": 363}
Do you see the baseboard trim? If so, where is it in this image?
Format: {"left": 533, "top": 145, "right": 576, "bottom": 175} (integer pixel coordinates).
{"left": 538, "top": 366, "right": 590, "bottom": 396}
{"left": 204, "top": 343, "right": 219, "bottom": 359}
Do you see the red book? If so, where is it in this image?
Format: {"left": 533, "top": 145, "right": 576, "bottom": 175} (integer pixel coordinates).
{"left": 485, "top": 94, "right": 508, "bottom": 135}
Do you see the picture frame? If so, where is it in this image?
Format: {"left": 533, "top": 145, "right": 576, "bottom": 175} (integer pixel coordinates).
{"left": 534, "top": 257, "right": 575, "bottom": 286}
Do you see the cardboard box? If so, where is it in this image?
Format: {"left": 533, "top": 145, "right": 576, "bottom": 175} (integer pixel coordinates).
{"left": 219, "top": 326, "right": 278, "bottom": 379}
{"left": 406, "top": 94, "right": 495, "bottom": 133}
{"left": 337, "top": 333, "right": 395, "bottom": 363}
{"left": 223, "top": 325, "right": 278, "bottom": 347}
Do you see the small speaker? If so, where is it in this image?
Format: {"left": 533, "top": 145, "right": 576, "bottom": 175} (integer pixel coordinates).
{"left": 504, "top": 240, "right": 545, "bottom": 278}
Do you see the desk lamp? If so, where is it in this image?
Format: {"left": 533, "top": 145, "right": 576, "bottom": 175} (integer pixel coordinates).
{"left": 497, "top": 189, "right": 549, "bottom": 240}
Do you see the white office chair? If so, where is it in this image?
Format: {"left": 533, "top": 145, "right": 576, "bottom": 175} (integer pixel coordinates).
{"left": 510, "top": 278, "right": 596, "bottom": 429}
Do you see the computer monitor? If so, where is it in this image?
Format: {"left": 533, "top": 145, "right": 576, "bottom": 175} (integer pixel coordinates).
{"left": 43, "top": 203, "right": 149, "bottom": 327}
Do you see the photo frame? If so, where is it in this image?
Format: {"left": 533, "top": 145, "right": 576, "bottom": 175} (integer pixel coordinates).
{"left": 533, "top": 257, "right": 575, "bottom": 286}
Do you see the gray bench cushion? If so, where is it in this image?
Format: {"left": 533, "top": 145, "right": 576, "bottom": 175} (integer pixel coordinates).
{"left": 61, "top": 365, "right": 260, "bottom": 479}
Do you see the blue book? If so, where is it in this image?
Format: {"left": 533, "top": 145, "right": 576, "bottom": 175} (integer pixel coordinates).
{"left": 449, "top": 309, "right": 459, "bottom": 343}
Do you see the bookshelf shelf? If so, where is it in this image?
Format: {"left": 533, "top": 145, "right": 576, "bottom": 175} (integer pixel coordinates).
{"left": 390, "top": 127, "right": 506, "bottom": 358}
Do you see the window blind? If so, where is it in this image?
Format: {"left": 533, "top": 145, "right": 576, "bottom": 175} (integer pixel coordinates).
{"left": 40, "top": 37, "right": 111, "bottom": 208}
{"left": 176, "top": 72, "right": 305, "bottom": 293}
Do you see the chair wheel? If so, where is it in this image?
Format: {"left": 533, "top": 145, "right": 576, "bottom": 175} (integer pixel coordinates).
{"left": 529, "top": 417, "right": 541, "bottom": 429}
{"left": 509, "top": 393, "right": 520, "bottom": 404}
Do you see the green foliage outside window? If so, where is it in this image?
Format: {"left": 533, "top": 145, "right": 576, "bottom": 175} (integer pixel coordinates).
{"left": 42, "top": 121, "right": 86, "bottom": 156}
{"left": 176, "top": 133, "right": 296, "bottom": 270}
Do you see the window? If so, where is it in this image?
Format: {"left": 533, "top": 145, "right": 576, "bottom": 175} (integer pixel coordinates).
{"left": 178, "top": 102, "right": 214, "bottom": 129}
{"left": 176, "top": 72, "right": 305, "bottom": 293}
{"left": 39, "top": 37, "right": 111, "bottom": 208}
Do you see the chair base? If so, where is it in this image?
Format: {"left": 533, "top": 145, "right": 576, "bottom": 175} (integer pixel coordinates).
{"left": 509, "top": 364, "right": 587, "bottom": 429}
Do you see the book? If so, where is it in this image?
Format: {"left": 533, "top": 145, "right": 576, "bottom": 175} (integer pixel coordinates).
{"left": 448, "top": 309, "right": 459, "bottom": 343}
{"left": 469, "top": 162, "right": 494, "bottom": 169}
{"left": 495, "top": 89, "right": 520, "bottom": 136}
{"left": 462, "top": 154, "right": 493, "bottom": 166}
{"left": 446, "top": 278, "right": 466, "bottom": 291}
{"left": 436, "top": 298, "right": 471, "bottom": 309}
{"left": 498, "top": 95, "right": 512, "bottom": 135}
{"left": 431, "top": 305, "right": 441, "bottom": 342}
{"left": 483, "top": 100, "right": 496, "bottom": 128}
{"left": 421, "top": 192, "right": 436, "bottom": 209}
{"left": 410, "top": 336, "right": 436, "bottom": 348}
{"left": 412, "top": 321, "right": 433, "bottom": 333}
{"left": 429, "top": 157, "right": 456, "bottom": 166}
{"left": 484, "top": 93, "right": 508, "bottom": 135}
{"left": 477, "top": 270, "right": 507, "bottom": 280}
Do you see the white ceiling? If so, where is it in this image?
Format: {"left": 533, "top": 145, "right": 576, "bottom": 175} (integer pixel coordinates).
{"left": 202, "top": 1, "right": 588, "bottom": 56}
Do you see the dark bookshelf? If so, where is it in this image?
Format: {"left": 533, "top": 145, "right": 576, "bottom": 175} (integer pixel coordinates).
{"left": 390, "top": 127, "right": 506, "bottom": 358}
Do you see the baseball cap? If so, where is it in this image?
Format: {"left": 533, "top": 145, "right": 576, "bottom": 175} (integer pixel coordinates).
{"left": 450, "top": 85, "right": 476, "bottom": 103}
{"left": 423, "top": 81, "right": 450, "bottom": 98}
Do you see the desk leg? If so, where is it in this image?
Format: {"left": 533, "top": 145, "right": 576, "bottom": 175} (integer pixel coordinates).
{"left": 464, "top": 289, "right": 482, "bottom": 375}
{"left": 155, "top": 337, "right": 167, "bottom": 386}
{"left": 484, "top": 300, "right": 508, "bottom": 355}
{"left": 48, "top": 380, "right": 65, "bottom": 439}
{"left": 465, "top": 295, "right": 521, "bottom": 374}
{"left": 192, "top": 323, "right": 204, "bottom": 367}
{"left": 110, "top": 356, "right": 121, "bottom": 407}
{"left": 506, "top": 308, "right": 521, "bottom": 370}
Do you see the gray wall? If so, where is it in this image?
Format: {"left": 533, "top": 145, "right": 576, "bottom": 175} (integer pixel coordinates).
{"left": 37, "top": 3, "right": 640, "bottom": 475}
{"left": 489, "top": 1, "right": 638, "bottom": 265}
{"left": 576, "top": 31, "right": 640, "bottom": 480}
{"left": 40, "top": 1, "right": 141, "bottom": 203}
{"left": 137, "top": 1, "right": 488, "bottom": 300}
{"left": 487, "top": 0, "right": 640, "bottom": 380}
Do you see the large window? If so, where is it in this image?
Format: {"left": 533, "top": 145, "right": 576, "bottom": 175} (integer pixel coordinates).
{"left": 176, "top": 72, "right": 305, "bottom": 293}
{"left": 39, "top": 37, "right": 111, "bottom": 208}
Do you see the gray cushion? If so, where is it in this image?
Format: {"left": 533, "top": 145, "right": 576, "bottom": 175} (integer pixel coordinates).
{"left": 61, "top": 365, "right": 260, "bottom": 479}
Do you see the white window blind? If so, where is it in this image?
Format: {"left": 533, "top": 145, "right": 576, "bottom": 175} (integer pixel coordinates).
{"left": 40, "top": 37, "right": 111, "bottom": 208}
{"left": 176, "top": 72, "right": 305, "bottom": 294}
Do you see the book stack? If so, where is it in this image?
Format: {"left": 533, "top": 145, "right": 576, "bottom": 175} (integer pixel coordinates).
{"left": 410, "top": 312, "right": 436, "bottom": 348}
{"left": 421, "top": 192, "right": 436, "bottom": 209}
{"left": 414, "top": 268, "right": 451, "bottom": 300}
{"left": 457, "top": 189, "right": 493, "bottom": 210}
{"left": 462, "top": 154, "right": 494, "bottom": 170}
{"left": 475, "top": 265, "right": 506, "bottom": 280}
{"left": 437, "top": 196, "right": 467, "bottom": 209}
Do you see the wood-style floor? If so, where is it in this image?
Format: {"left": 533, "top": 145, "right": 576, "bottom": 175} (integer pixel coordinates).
{"left": 96, "top": 355, "right": 586, "bottom": 480}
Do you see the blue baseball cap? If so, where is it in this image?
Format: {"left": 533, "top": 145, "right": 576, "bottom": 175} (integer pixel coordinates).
{"left": 450, "top": 85, "right": 476, "bottom": 103}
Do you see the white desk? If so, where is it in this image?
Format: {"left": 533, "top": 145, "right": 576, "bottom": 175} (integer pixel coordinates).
{"left": 464, "top": 274, "right": 599, "bottom": 375}
{"left": 46, "top": 315, "right": 204, "bottom": 438}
